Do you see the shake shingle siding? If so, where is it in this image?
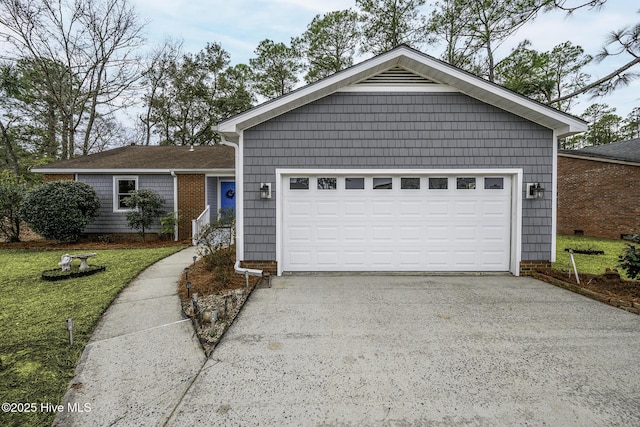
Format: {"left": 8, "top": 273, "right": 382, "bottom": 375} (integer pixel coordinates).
{"left": 78, "top": 174, "right": 174, "bottom": 233}
{"left": 243, "top": 92, "right": 554, "bottom": 262}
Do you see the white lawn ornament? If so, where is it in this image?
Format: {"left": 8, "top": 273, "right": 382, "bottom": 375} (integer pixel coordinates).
{"left": 58, "top": 254, "right": 73, "bottom": 271}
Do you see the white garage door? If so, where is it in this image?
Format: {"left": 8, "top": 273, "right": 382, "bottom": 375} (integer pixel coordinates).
{"left": 281, "top": 174, "right": 512, "bottom": 272}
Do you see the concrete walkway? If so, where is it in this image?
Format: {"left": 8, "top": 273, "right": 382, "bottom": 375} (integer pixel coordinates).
{"left": 54, "top": 247, "right": 206, "bottom": 427}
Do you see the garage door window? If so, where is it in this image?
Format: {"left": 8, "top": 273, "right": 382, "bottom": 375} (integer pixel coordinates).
{"left": 429, "top": 177, "right": 448, "bottom": 189}
{"left": 401, "top": 177, "right": 420, "bottom": 189}
{"left": 484, "top": 177, "right": 504, "bottom": 189}
{"left": 345, "top": 177, "right": 365, "bottom": 189}
{"left": 290, "top": 178, "right": 309, "bottom": 189}
{"left": 373, "top": 177, "right": 392, "bottom": 189}
{"left": 317, "top": 177, "right": 337, "bottom": 190}
{"left": 457, "top": 177, "right": 476, "bottom": 189}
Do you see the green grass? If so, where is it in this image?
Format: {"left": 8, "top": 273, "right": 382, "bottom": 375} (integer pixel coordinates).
{"left": 553, "top": 235, "right": 634, "bottom": 279}
{"left": 0, "top": 246, "right": 184, "bottom": 427}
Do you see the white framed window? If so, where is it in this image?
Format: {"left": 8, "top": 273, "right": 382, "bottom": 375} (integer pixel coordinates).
{"left": 113, "top": 176, "right": 138, "bottom": 212}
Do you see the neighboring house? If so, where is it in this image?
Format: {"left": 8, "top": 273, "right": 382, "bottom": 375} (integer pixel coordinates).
{"left": 31, "top": 145, "right": 235, "bottom": 242}
{"left": 217, "top": 45, "right": 587, "bottom": 277}
{"left": 558, "top": 138, "right": 640, "bottom": 240}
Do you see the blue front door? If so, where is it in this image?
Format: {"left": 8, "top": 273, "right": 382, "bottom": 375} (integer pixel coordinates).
{"left": 220, "top": 181, "right": 236, "bottom": 217}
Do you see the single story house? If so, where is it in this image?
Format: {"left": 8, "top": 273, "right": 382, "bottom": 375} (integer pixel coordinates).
{"left": 31, "top": 144, "right": 235, "bottom": 242}
{"left": 558, "top": 138, "right": 640, "bottom": 240}
{"left": 217, "top": 45, "right": 588, "bottom": 276}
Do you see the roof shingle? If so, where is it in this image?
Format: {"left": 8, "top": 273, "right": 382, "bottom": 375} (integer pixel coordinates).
{"left": 559, "top": 138, "right": 640, "bottom": 164}
{"left": 32, "top": 145, "right": 235, "bottom": 171}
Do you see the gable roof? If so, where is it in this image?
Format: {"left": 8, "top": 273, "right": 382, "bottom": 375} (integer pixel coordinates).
{"left": 31, "top": 145, "right": 235, "bottom": 173}
{"left": 559, "top": 138, "right": 640, "bottom": 165}
{"left": 217, "top": 45, "right": 587, "bottom": 139}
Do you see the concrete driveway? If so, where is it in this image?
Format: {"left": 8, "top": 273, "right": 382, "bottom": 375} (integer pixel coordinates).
{"left": 168, "top": 275, "right": 640, "bottom": 426}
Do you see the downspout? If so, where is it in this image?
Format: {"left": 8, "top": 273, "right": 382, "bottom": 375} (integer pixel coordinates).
{"left": 171, "top": 170, "right": 179, "bottom": 241}
{"left": 219, "top": 133, "right": 263, "bottom": 278}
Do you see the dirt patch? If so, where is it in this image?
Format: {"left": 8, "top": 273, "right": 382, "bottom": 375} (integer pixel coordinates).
{"left": 535, "top": 268, "right": 640, "bottom": 315}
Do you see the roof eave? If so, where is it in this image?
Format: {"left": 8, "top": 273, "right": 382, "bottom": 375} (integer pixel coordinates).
{"left": 558, "top": 152, "right": 640, "bottom": 166}
{"left": 31, "top": 168, "right": 235, "bottom": 174}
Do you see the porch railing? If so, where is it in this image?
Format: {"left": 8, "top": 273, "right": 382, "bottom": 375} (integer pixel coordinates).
{"left": 191, "top": 205, "right": 210, "bottom": 246}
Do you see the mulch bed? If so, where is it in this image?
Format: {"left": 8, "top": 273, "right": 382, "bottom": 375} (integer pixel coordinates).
{"left": 534, "top": 268, "right": 640, "bottom": 315}
{"left": 0, "top": 239, "right": 190, "bottom": 251}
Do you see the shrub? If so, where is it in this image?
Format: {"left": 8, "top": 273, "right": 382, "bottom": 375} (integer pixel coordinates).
{"left": 0, "top": 171, "right": 25, "bottom": 242}
{"left": 159, "top": 211, "right": 180, "bottom": 241}
{"left": 19, "top": 180, "right": 100, "bottom": 242}
{"left": 619, "top": 234, "right": 640, "bottom": 280}
{"left": 198, "top": 208, "right": 235, "bottom": 285}
{"left": 123, "top": 189, "right": 164, "bottom": 241}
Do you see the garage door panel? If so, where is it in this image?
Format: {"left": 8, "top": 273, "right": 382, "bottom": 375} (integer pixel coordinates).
{"left": 426, "top": 251, "right": 449, "bottom": 267}
{"left": 454, "top": 201, "right": 478, "bottom": 216}
{"left": 372, "top": 226, "right": 394, "bottom": 241}
{"left": 316, "top": 202, "right": 339, "bottom": 216}
{"left": 345, "top": 201, "right": 367, "bottom": 216}
{"left": 427, "top": 201, "right": 449, "bottom": 216}
{"left": 400, "top": 226, "right": 422, "bottom": 241}
{"left": 372, "top": 201, "right": 394, "bottom": 216}
{"left": 316, "top": 227, "right": 338, "bottom": 241}
{"left": 282, "top": 174, "right": 512, "bottom": 272}
{"left": 482, "top": 200, "right": 509, "bottom": 216}
{"left": 400, "top": 201, "right": 422, "bottom": 216}
{"left": 344, "top": 226, "right": 366, "bottom": 241}
{"left": 344, "top": 251, "right": 366, "bottom": 266}
{"left": 426, "top": 226, "right": 449, "bottom": 241}
{"left": 372, "top": 252, "right": 394, "bottom": 266}
{"left": 317, "top": 252, "right": 339, "bottom": 266}
{"left": 288, "top": 226, "right": 311, "bottom": 241}
{"left": 482, "top": 225, "right": 507, "bottom": 241}
{"left": 398, "top": 251, "right": 422, "bottom": 266}
{"left": 288, "top": 201, "right": 311, "bottom": 217}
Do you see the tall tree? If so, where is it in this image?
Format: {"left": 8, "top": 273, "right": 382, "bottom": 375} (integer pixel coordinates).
{"left": 564, "top": 103, "right": 622, "bottom": 148}
{"left": 428, "top": 0, "right": 479, "bottom": 71}
{"left": 0, "top": 0, "right": 145, "bottom": 158}
{"left": 357, "top": 0, "right": 431, "bottom": 55}
{"left": 146, "top": 43, "right": 253, "bottom": 146}
{"left": 496, "top": 40, "right": 591, "bottom": 111}
{"left": 250, "top": 39, "right": 301, "bottom": 100}
{"left": 619, "top": 107, "right": 640, "bottom": 140}
{"left": 293, "top": 10, "right": 361, "bottom": 83}
{"left": 429, "top": 0, "right": 606, "bottom": 81}
{"left": 140, "top": 39, "right": 183, "bottom": 146}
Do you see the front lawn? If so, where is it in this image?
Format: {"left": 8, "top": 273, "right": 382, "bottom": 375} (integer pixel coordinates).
{"left": 0, "top": 247, "right": 184, "bottom": 427}
{"left": 553, "top": 235, "right": 634, "bottom": 279}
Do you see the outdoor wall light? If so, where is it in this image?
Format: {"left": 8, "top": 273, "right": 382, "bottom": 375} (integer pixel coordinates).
{"left": 526, "top": 182, "right": 545, "bottom": 199}
{"left": 260, "top": 182, "right": 272, "bottom": 199}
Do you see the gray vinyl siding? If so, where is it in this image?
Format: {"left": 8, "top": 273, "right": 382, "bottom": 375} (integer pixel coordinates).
{"left": 243, "top": 92, "right": 554, "bottom": 262}
{"left": 207, "top": 177, "right": 218, "bottom": 223}
{"left": 77, "top": 174, "right": 174, "bottom": 233}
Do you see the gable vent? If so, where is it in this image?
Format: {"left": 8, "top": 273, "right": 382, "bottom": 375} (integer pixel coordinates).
{"left": 356, "top": 66, "right": 436, "bottom": 86}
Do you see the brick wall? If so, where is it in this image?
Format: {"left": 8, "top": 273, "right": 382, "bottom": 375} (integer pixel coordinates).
{"left": 177, "top": 174, "right": 205, "bottom": 241}
{"left": 558, "top": 156, "right": 640, "bottom": 239}
{"left": 520, "top": 260, "right": 552, "bottom": 276}
{"left": 44, "top": 174, "right": 75, "bottom": 182}
{"left": 240, "top": 260, "right": 277, "bottom": 276}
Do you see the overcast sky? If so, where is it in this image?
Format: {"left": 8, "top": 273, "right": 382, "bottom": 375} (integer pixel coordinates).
{"left": 131, "top": 0, "right": 639, "bottom": 118}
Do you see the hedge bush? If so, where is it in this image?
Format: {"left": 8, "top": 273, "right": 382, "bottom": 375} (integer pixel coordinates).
{"left": 19, "top": 180, "right": 100, "bottom": 242}
{"left": 619, "top": 234, "right": 640, "bottom": 280}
